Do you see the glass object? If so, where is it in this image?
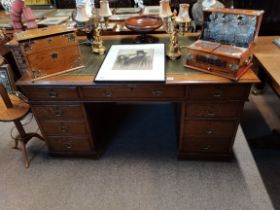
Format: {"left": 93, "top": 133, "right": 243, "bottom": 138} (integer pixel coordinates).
{"left": 75, "top": 4, "right": 90, "bottom": 22}
{"left": 99, "top": 0, "right": 112, "bottom": 18}
{"left": 159, "top": 0, "right": 172, "bottom": 18}
{"left": 175, "top": 4, "right": 191, "bottom": 34}
{"left": 192, "top": 0, "right": 224, "bottom": 27}
{"left": 159, "top": 0, "right": 173, "bottom": 33}
{"left": 202, "top": 13, "right": 257, "bottom": 48}
{"left": 1, "top": 0, "right": 15, "bottom": 13}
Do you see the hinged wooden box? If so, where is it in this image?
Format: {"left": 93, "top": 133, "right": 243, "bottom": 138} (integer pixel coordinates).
{"left": 7, "top": 25, "right": 83, "bottom": 80}
{"left": 185, "top": 8, "right": 264, "bottom": 80}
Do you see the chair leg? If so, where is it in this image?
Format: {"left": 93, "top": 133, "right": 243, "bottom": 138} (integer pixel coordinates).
{"left": 13, "top": 120, "right": 45, "bottom": 168}
{"left": 13, "top": 138, "right": 19, "bottom": 149}
{"left": 21, "top": 140, "right": 30, "bottom": 168}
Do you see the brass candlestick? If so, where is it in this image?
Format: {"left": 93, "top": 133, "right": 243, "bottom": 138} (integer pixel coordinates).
{"left": 92, "top": 0, "right": 112, "bottom": 55}
{"left": 160, "top": 1, "right": 191, "bottom": 60}
{"left": 92, "top": 23, "right": 106, "bottom": 55}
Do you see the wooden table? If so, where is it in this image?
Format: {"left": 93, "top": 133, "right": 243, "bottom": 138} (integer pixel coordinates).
{"left": 250, "top": 36, "right": 280, "bottom": 148}
{"left": 15, "top": 34, "right": 259, "bottom": 159}
{"left": 254, "top": 36, "right": 280, "bottom": 96}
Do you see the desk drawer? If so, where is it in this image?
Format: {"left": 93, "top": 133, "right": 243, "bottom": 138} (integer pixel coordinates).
{"left": 185, "top": 102, "right": 244, "bottom": 119}
{"left": 183, "top": 120, "right": 236, "bottom": 138}
{"left": 21, "top": 86, "right": 79, "bottom": 101}
{"left": 187, "top": 84, "right": 250, "bottom": 100}
{"left": 32, "top": 105, "right": 84, "bottom": 121}
{"left": 47, "top": 136, "right": 92, "bottom": 153}
{"left": 81, "top": 85, "right": 185, "bottom": 99}
{"left": 40, "top": 121, "right": 88, "bottom": 136}
{"left": 180, "top": 137, "right": 230, "bottom": 153}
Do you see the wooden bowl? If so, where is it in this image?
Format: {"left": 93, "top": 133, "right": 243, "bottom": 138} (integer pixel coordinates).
{"left": 125, "top": 15, "right": 163, "bottom": 33}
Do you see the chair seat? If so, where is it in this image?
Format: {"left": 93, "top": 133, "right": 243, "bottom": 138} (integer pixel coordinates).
{"left": 0, "top": 94, "right": 30, "bottom": 122}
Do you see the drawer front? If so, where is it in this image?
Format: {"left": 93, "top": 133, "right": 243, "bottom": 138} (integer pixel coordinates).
{"left": 185, "top": 101, "right": 244, "bottom": 118}
{"left": 32, "top": 105, "right": 84, "bottom": 121}
{"left": 47, "top": 136, "right": 92, "bottom": 153}
{"left": 183, "top": 120, "right": 237, "bottom": 138}
{"left": 180, "top": 137, "right": 230, "bottom": 153}
{"left": 81, "top": 85, "right": 185, "bottom": 99}
{"left": 40, "top": 121, "right": 88, "bottom": 136}
{"left": 187, "top": 84, "right": 250, "bottom": 100}
{"left": 20, "top": 86, "right": 79, "bottom": 100}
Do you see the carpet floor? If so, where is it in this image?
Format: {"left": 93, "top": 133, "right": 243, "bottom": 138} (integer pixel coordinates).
{"left": 0, "top": 104, "right": 274, "bottom": 210}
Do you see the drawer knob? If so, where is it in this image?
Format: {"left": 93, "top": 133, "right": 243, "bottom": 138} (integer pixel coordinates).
{"left": 152, "top": 90, "right": 163, "bottom": 96}
{"left": 60, "top": 125, "right": 68, "bottom": 133}
{"left": 207, "top": 110, "right": 215, "bottom": 117}
{"left": 201, "top": 146, "right": 209, "bottom": 151}
{"left": 54, "top": 107, "right": 63, "bottom": 117}
{"left": 65, "top": 143, "right": 72, "bottom": 149}
{"left": 49, "top": 90, "right": 57, "bottom": 98}
{"left": 104, "top": 90, "right": 112, "bottom": 97}
{"left": 206, "top": 129, "right": 214, "bottom": 135}
{"left": 213, "top": 90, "right": 223, "bottom": 98}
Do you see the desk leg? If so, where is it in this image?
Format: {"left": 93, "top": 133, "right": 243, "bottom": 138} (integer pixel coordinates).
{"left": 248, "top": 129, "right": 280, "bottom": 149}
{"left": 252, "top": 64, "right": 267, "bottom": 95}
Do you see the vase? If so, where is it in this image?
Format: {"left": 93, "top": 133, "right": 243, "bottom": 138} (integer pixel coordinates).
{"left": 192, "top": 0, "right": 224, "bottom": 27}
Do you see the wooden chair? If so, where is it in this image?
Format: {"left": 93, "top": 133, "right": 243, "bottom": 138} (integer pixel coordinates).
{"left": 0, "top": 84, "right": 44, "bottom": 168}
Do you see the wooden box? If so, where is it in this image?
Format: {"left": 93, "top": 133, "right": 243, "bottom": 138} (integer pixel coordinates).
{"left": 185, "top": 8, "right": 264, "bottom": 80}
{"left": 8, "top": 25, "right": 83, "bottom": 80}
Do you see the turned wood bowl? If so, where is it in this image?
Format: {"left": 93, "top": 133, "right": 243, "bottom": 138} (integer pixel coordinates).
{"left": 125, "top": 15, "right": 163, "bottom": 33}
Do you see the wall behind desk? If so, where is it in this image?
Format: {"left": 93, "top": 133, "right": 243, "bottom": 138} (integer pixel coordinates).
{"left": 234, "top": 0, "right": 280, "bottom": 35}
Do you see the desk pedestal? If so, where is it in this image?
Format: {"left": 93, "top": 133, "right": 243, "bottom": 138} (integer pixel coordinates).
{"left": 19, "top": 83, "right": 251, "bottom": 159}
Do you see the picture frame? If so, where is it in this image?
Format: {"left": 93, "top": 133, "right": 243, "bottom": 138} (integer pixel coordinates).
{"left": 0, "top": 64, "right": 15, "bottom": 93}
{"left": 95, "top": 44, "right": 165, "bottom": 82}
{"left": 142, "top": 6, "right": 160, "bottom": 16}
{"left": 37, "top": 16, "right": 69, "bottom": 26}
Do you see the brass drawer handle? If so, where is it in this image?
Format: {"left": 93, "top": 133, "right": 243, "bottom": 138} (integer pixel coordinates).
{"left": 60, "top": 125, "right": 69, "bottom": 133}
{"left": 152, "top": 90, "right": 163, "bottom": 96}
{"left": 49, "top": 90, "right": 57, "bottom": 98}
{"left": 104, "top": 90, "right": 112, "bottom": 97}
{"left": 207, "top": 110, "right": 215, "bottom": 117}
{"left": 205, "top": 129, "right": 214, "bottom": 135}
{"left": 64, "top": 143, "right": 72, "bottom": 150}
{"left": 54, "top": 107, "right": 63, "bottom": 117}
{"left": 213, "top": 90, "right": 223, "bottom": 98}
{"left": 201, "top": 146, "right": 209, "bottom": 151}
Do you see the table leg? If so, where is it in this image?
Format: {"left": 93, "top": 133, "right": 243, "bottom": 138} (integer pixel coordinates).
{"left": 252, "top": 65, "right": 267, "bottom": 95}
{"left": 248, "top": 129, "right": 280, "bottom": 149}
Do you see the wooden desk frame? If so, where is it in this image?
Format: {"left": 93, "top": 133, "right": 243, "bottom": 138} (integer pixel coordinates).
{"left": 15, "top": 35, "right": 259, "bottom": 160}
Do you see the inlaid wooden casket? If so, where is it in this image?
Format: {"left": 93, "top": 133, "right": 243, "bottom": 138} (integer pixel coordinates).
{"left": 185, "top": 8, "right": 264, "bottom": 80}
{"left": 8, "top": 25, "right": 83, "bottom": 80}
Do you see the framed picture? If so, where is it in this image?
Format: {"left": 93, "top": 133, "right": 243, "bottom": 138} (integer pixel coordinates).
{"left": 95, "top": 44, "right": 165, "bottom": 82}
{"left": 0, "top": 64, "right": 15, "bottom": 93}
{"left": 37, "top": 16, "right": 69, "bottom": 26}
{"left": 142, "top": 6, "right": 160, "bottom": 16}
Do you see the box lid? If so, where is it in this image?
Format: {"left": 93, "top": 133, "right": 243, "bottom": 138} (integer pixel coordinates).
{"left": 15, "top": 25, "right": 75, "bottom": 42}
{"left": 200, "top": 8, "right": 264, "bottom": 48}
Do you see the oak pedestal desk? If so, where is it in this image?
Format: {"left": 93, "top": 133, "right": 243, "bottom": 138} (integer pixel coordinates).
{"left": 16, "top": 35, "right": 259, "bottom": 159}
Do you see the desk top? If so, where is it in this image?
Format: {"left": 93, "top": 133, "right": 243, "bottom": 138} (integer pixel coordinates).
{"left": 255, "top": 36, "right": 280, "bottom": 95}
{"left": 17, "top": 34, "right": 259, "bottom": 86}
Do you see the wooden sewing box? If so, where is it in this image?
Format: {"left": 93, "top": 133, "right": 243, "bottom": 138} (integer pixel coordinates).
{"left": 186, "top": 8, "right": 264, "bottom": 80}
{"left": 6, "top": 25, "right": 83, "bottom": 80}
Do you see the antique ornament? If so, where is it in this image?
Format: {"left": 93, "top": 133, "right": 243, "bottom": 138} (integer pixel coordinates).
{"left": 160, "top": 0, "right": 191, "bottom": 60}
{"left": 92, "top": 0, "right": 112, "bottom": 55}
{"left": 186, "top": 8, "right": 264, "bottom": 80}
{"left": 192, "top": 0, "right": 224, "bottom": 27}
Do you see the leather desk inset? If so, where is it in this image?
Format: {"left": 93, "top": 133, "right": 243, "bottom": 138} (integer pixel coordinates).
{"left": 16, "top": 35, "right": 259, "bottom": 159}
